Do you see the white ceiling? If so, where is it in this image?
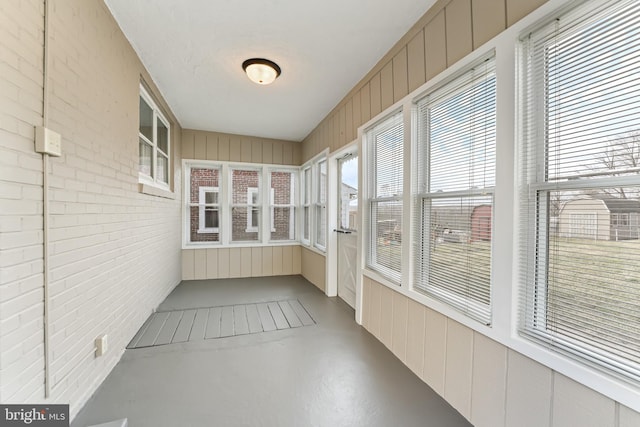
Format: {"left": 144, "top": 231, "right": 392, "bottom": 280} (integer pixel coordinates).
{"left": 105, "top": 0, "right": 436, "bottom": 142}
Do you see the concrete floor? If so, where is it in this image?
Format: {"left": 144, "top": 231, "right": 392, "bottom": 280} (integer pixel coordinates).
{"left": 72, "top": 276, "right": 472, "bottom": 427}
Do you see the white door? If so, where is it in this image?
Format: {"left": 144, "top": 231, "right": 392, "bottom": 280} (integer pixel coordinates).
{"left": 336, "top": 154, "right": 358, "bottom": 308}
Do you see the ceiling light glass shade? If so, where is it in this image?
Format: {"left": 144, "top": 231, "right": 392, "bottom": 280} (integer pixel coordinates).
{"left": 242, "top": 58, "right": 281, "bottom": 85}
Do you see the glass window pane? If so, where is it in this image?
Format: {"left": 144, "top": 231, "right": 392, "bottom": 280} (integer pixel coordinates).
{"left": 139, "top": 96, "right": 153, "bottom": 141}
{"left": 232, "top": 206, "right": 259, "bottom": 242}
{"left": 271, "top": 171, "right": 293, "bottom": 205}
{"left": 425, "top": 196, "right": 492, "bottom": 307}
{"left": 190, "top": 168, "right": 219, "bottom": 203}
{"left": 232, "top": 170, "right": 259, "bottom": 204}
{"left": 371, "top": 200, "right": 402, "bottom": 274}
{"left": 271, "top": 207, "right": 295, "bottom": 241}
{"left": 139, "top": 138, "right": 152, "bottom": 176}
{"left": 315, "top": 205, "right": 326, "bottom": 247}
{"left": 157, "top": 119, "right": 169, "bottom": 154}
{"left": 190, "top": 206, "right": 219, "bottom": 242}
{"left": 157, "top": 154, "right": 168, "bottom": 184}
{"left": 303, "top": 206, "right": 310, "bottom": 240}
{"left": 205, "top": 209, "right": 219, "bottom": 228}
{"left": 339, "top": 156, "right": 358, "bottom": 230}
{"left": 205, "top": 191, "right": 218, "bottom": 204}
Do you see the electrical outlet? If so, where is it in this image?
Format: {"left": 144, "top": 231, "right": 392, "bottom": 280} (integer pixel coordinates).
{"left": 35, "top": 126, "right": 62, "bottom": 157}
{"left": 95, "top": 334, "right": 108, "bottom": 357}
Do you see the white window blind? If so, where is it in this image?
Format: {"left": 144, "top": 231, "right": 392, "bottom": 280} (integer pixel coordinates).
{"left": 302, "top": 166, "right": 311, "bottom": 243}
{"left": 365, "top": 111, "right": 404, "bottom": 283}
{"left": 519, "top": 0, "right": 640, "bottom": 383}
{"left": 315, "top": 159, "right": 327, "bottom": 250}
{"left": 415, "top": 57, "right": 496, "bottom": 324}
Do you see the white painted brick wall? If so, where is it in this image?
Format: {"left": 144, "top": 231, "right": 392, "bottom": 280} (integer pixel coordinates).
{"left": 0, "top": 0, "right": 182, "bottom": 420}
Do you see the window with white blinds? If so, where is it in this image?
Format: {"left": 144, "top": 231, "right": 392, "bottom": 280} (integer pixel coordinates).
{"left": 315, "top": 159, "right": 327, "bottom": 250}
{"left": 519, "top": 0, "right": 640, "bottom": 383}
{"left": 365, "top": 112, "right": 404, "bottom": 283}
{"left": 415, "top": 57, "right": 496, "bottom": 324}
{"left": 302, "top": 166, "right": 311, "bottom": 244}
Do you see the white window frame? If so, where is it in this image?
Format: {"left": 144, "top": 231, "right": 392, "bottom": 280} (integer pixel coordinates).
{"left": 299, "top": 151, "right": 328, "bottom": 253}
{"left": 183, "top": 160, "right": 299, "bottom": 248}
{"left": 139, "top": 84, "right": 170, "bottom": 189}
{"left": 247, "top": 187, "right": 275, "bottom": 232}
{"left": 301, "top": 166, "right": 312, "bottom": 245}
{"left": 314, "top": 158, "right": 328, "bottom": 251}
{"left": 269, "top": 169, "right": 296, "bottom": 242}
{"left": 363, "top": 110, "right": 404, "bottom": 284}
{"left": 198, "top": 186, "right": 219, "bottom": 233}
{"left": 355, "top": 0, "right": 640, "bottom": 413}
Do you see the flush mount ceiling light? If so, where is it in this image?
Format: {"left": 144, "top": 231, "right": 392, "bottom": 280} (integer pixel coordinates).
{"left": 242, "top": 58, "right": 281, "bottom": 85}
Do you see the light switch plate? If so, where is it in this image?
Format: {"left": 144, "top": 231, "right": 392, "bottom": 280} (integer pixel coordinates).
{"left": 35, "top": 126, "right": 62, "bottom": 157}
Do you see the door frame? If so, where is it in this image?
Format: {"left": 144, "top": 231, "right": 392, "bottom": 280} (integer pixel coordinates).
{"left": 327, "top": 140, "right": 362, "bottom": 322}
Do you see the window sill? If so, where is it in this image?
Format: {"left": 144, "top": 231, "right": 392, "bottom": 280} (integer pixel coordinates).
{"left": 138, "top": 183, "right": 174, "bottom": 199}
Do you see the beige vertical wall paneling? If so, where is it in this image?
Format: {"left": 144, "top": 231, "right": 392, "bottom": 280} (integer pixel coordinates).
{"left": 380, "top": 61, "right": 394, "bottom": 111}
{"left": 470, "top": 334, "right": 508, "bottom": 427}
{"left": 407, "top": 30, "right": 427, "bottom": 92}
{"left": 392, "top": 47, "right": 409, "bottom": 103}
{"left": 391, "top": 291, "right": 408, "bottom": 362}
{"left": 444, "top": 319, "right": 474, "bottom": 420}
{"left": 194, "top": 132, "right": 206, "bottom": 160}
{"left": 217, "top": 248, "right": 230, "bottom": 278}
{"left": 251, "top": 248, "right": 262, "bottom": 277}
{"left": 206, "top": 248, "right": 218, "bottom": 278}
{"left": 262, "top": 140, "right": 273, "bottom": 164}
{"left": 506, "top": 0, "right": 547, "bottom": 26}
{"left": 229, "top": 135, "right": 241, "bottom": 162}
{"left": 282, "top": 142, "right": 293, "bottom": 165}
{"left": 262, "top": 246, "right": 273, "bottom": 276}
{"left": 218, "top": 135, "right": 230, "bottom": 161}
{"left": 369, "top": 73, "right": 382, "bottom": 118}
{"left": 360, "top": 82, "right": 371, "bottom": 124}
{"left": 272, "top": 140, "right": 283, "bottom": 164}
{"left": 229, "top": 247, "right": 242, "bottom": 278}
{"left": 345, "top": 98, "right": 354, "bottom": 142}
{"left": 240, "top": 138, "right": 252, "bottom": 162}
{"left": 182, "top": 250, "right": 195, "bottom": 280}
{"left": 504, "top": 350, "right": 553, "bottom": 427}
{"left": 552, "top": 374, "right": 616, "bottom": 427}
{"left": 206, "top": 133, "right": 218, "bottom": 160}
{"left": 379, "top": 285, "right": 394, "bottom": 350}
{"left": 338, "top": 105, "right": 346, "bottom": 147}
{"left": 282, "top": 246, "right": 293, "bottom": 275}
{"left": 240, "top": 247, "right": 252, "bottom": 277}
{"left": 368, "top": 279, "right": 382, "bottom": 339}
{"left": 194, "top": 249, "right": 207, "bottom": 279}
{"left": 292, "top": 245, "right": 301, "bottom": 274}
{"left": 182, "top": 130, "right": 195, "bottom": 159}
{"left": 300, "top": 247, "right": 325, "bottom": 291}
{"left": 405, "top": 299, "right": 426, "bottom": 377}
{"left": 472, "top": 0, "right": 506, "bottom": 49}
{"left": 251, "top": 139, "right": 262, "bottom": 163}
{"left": 445, "top": 0, "right": 473, "bottom": 66}
{"left": 362, "top": 277, "right": 371, "bottom": 329}
{"left": 352, "top": 91, "right": 362, "bottom": 136}
{"left": 423, "top": 307, "right": 447, "bottom": 395}
{"left": 620, "top": 405, "right": 640, "bottom": 427}
{"left": 425, "top": 10, "right": 448, "bottom": 80}
{"left": 272, "top": 246, "right": 283, "bottom": 275}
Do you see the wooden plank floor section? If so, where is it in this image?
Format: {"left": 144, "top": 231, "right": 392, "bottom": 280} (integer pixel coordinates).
{"left": 128, "top": 299, "right": 315, "bottom": 349}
